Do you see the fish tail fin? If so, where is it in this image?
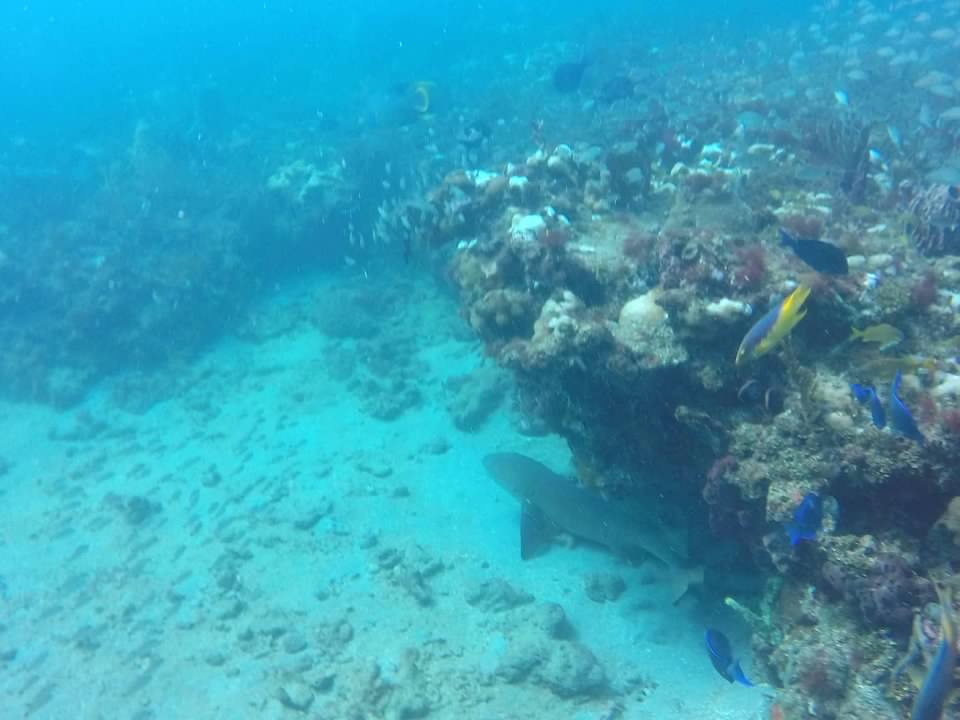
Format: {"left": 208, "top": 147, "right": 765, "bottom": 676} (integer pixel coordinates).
{"left": 781, "top": 285, "right": 811, "bottom": 328}
{"left": 778, "top": 228, "right": 795, "bottom": 248}
{"left": 850, "top": 327, "right": 864, "bottom": 341}
{"left": 936, "top": 584, "right": 956, "bottom": 644}
{"left": 787, "top": 526, "right": 801, "bottom": 546}
{"left": 732, "top": 660, "right": 754, "bottom": 687}
{"left": 671, "top": 565, "right": 705, "bottom": 604}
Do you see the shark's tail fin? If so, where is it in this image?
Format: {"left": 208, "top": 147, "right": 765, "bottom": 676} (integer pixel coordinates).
{"left": 670, "top": 565, "right": 705, "bottom": 604}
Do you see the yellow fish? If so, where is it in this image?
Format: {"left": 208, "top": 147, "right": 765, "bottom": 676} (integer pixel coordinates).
{"left": 854, "top": 355, "right": 935, "bottom": 381}
{"left": 412, "top": 81, "right": 435, "bottom": 114}
{"left": 736, "top": 285, "right": 811, "bottom": 365}
{"left": 850, "top": 323, "right": 904, "bottom": 349}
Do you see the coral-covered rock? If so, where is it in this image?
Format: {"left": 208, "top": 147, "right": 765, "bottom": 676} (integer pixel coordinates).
{"left": 503, "top": 290, "right": 612, "bottom": 371}
{"left": 468, "top": 289, "right": 536, "bottom": 343}
{"left": 928, "top": 496, "right": 960, "bottom": 555}
{"left": 611, "top": 291, "right": 687, "bottom": 367}
{"left": 444, "top": 367, "right": 511, "bottom": 431}
{"left": 822, "top": 545, "right": 932, "bottom": 629}
{"left": 485, "top": 601, "right": 607, "bottom": 699}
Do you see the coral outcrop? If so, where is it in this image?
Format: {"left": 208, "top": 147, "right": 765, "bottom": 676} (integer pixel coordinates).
{"left": 390, "top": 98, "right": 960, "bottom": 714}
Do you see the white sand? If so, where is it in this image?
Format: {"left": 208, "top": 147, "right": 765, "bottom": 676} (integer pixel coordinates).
{"left": 0, "top": 274, "right": 771, "bottom": 720}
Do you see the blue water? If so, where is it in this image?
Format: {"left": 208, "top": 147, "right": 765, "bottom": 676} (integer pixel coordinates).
{"left": 1, "top": 2, "right": 807, "bottom": 136}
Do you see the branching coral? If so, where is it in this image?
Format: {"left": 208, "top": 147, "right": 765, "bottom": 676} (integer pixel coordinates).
{"left": 907, "top": 184, "right": 960, "bottom": 257}
{"left": 803, "top": 110, "right": 870, "bottom": 202}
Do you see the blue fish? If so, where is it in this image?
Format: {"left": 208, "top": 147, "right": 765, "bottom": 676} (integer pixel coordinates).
{"left": 779, "top": 228, "right": 849, "bottom": 275}
{"left": 887, "top": 124, "right": 902, "bottom": 150}
{"left": 786, "top": 492, "right": 822, "bottom": 546}
{"left": 868, "top": 148, "right": 888, "bottom": 167}
{"left": 850, "top": 383, "right": 872, "bottom": 404}
{"left": 705, "top": 629, "right": 754, "bottom": 687}
{"left": 889, "top": 370, "right": 925, "bottom": 444}
{"left": 911, "top": 585, "right": 956, "bottom": 720}
{"left": 850, "top": 383, "right": 886, "bottom": 428}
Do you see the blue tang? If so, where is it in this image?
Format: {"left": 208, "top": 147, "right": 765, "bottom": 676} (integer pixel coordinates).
{"left": 786, "top": 492, "right": 823, "bottom": 546}
{"left": 911, "top": 585, "right": 956, "bottom": 720}
{"left": 889, "top": 370, "right": 925, "bottom": 444}
{"left": 850, "top": 383, "right": 886, "bottom": 428}
{"left": 705, "top": 628, "right": 753, "bottom": 687}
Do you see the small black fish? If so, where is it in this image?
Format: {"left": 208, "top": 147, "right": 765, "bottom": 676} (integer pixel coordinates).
{"left": 737, "top": 379, "right": 784, "bottom": 415}
{"left": 779, "top": 228, "right": 849, "bottom": 275}
{"left": 598, "top": 76, "right": 634, "bottom": 104}
{"left": 553, "top": 59, "right": 588, "bottom": 93}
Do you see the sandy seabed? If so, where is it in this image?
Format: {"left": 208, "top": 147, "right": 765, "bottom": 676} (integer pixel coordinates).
{"left": 0, "top": 276, "right": 770, "bottom": 720}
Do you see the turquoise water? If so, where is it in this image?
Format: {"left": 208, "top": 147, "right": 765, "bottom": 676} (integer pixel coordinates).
{"left": 2, "top": 1, "right": 958, "bottom": 718}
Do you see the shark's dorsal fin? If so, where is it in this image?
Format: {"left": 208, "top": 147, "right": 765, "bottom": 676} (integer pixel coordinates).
{"left": 520, "top": 503, "right": 552, "bottom": 560}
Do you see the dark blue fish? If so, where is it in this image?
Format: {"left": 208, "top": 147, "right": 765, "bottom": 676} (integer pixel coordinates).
{"left": 889, "top": 370, "right": 925, "bottom": 444}
{"left": 705, "top": 629, "right": 754, "bottom": 687}
{"left": 553, "top": 59, "right": 588, "bottom": 92}
{"left": 779, "top": 228, "right": 849, "bottom": 275}
{"left": 785, "top": 492, "right": 822, "bottom": 546}
{"left": 850, "top": 383, "right": 886, "bottom": 428}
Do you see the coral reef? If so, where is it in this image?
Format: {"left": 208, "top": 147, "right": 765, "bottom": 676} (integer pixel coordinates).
{"left": 384, "top": 55, "right": 960, "bottom": 712}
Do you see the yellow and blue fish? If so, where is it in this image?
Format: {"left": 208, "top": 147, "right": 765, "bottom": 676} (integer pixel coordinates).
{"left": 911, "top": 584, "right": 956, "bottom": 720}
{"left": 735, "top": 285, "right": 811, "bottom": 365}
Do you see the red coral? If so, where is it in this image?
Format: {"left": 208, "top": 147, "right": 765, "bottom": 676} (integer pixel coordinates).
{"left": 706, "top": 454, "right": 737, "bottom": 483}
{"left": 731, "top": 245, "right": 767, "bottom": 290}
{"left": 911, "top": 270, "right": 938, "bottom": 309}
{"left": 941, "top": 409, "right": 960, "bottom": 436}
{"left": 780, "top": 214, "right": 823, "bottom": 239}
{"left": 539, "top": 226, "right": 570, "bottom": 251}
{"left": 622, "top": 231, "right": 654, "bottom": 261}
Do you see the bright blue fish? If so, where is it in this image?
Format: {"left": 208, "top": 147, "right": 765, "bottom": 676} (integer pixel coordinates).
{"left": 887, "top": 124, "right": 902, "bottom": 150}
{"left": 705, "top": 629, "right": 754, "bottom": 687}
{"left": 850, "top": 383, "right": 886, "bottom": 428}
{"left": 850, "top": 383, "right": 872, "bottom": 404}
{"left": 786, "top": 492, "right": 822, "bottom": 546}
{"left": 889, "top": 370, "right": 925, "bottom": 444}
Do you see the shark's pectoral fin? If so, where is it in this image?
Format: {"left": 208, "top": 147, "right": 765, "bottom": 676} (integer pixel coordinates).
{"left": 520, "top": 503, "right": 552, "bottom": 560}
{"left": 670, "top": 565, "right": 705, "bottom": 604}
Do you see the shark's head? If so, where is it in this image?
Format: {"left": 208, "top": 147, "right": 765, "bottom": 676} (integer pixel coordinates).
{"left": 483, "top": 453, "right": 531, "bottom": 498}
